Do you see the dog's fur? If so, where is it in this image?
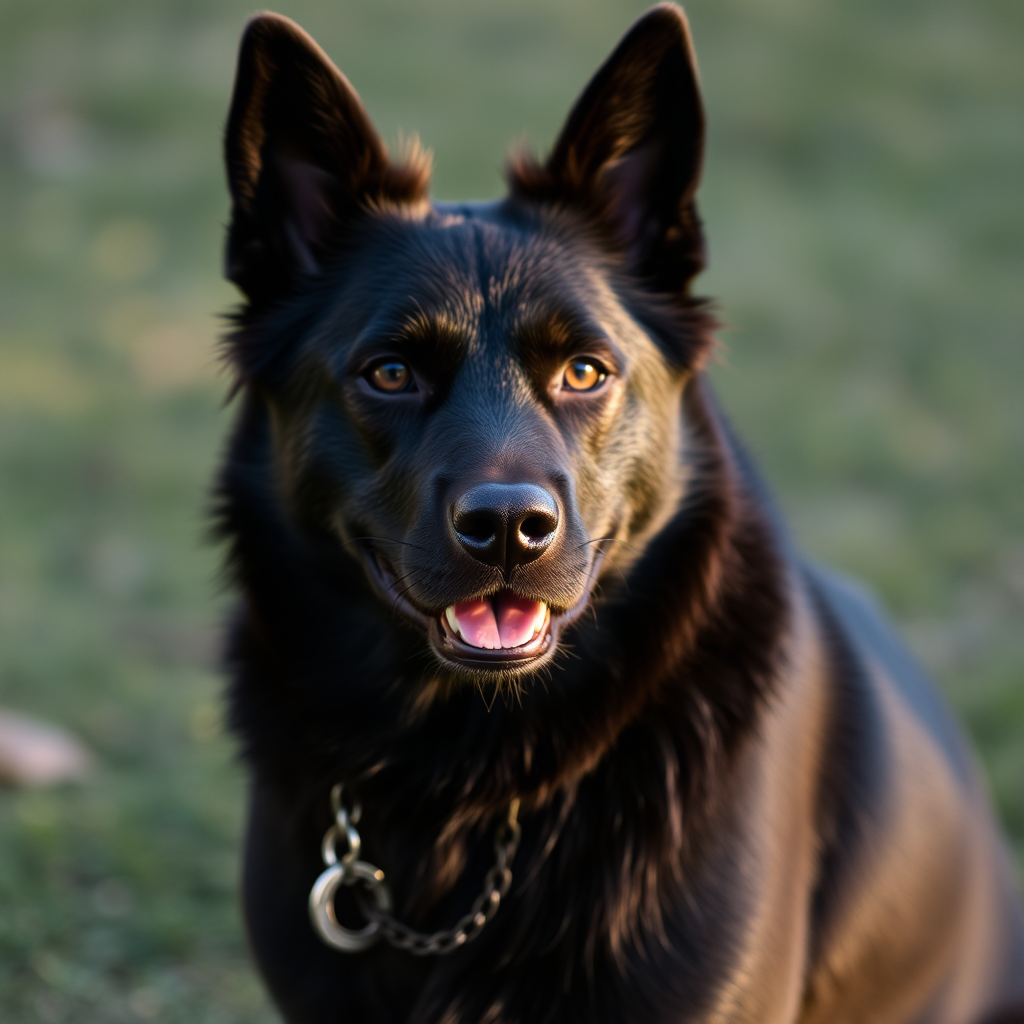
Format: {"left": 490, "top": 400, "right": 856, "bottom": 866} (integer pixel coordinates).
{"left": 216, "top": 7, "right": 1024, "bottom": 1022}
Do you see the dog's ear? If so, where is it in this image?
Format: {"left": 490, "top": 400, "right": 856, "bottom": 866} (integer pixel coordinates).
{"left": 224, "top": 14, "right": 429, "bottom": 302}
{"left": 510, "top": 4, "right": 705, "bottom": 295}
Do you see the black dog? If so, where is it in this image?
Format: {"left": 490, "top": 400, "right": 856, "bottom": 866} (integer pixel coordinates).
{"left": 217, "top": 6, "right": 1024, "bottom": 1021}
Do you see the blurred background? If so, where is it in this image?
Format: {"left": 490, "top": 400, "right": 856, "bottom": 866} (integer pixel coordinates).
{"left": 0, "top": 0, "right": 1021, "bottom": 1019}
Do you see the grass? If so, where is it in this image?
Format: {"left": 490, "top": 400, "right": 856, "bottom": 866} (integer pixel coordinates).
{"left": 0, "top": 0, "right": 1021, "bottom": 1019}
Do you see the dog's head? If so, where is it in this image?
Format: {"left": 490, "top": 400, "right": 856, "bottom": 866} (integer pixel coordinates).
{"left": 223, "top": 5, "right": 711, "bottom": 682}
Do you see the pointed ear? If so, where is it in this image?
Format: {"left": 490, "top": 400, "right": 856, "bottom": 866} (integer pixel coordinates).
{"left": 509, "top": 4, "right": 705, "bottom": 295}
{"left": 224, "top": 13, "right": 429, "bottom": 302}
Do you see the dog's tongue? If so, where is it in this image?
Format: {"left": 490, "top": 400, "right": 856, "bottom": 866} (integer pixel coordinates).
{"left": 445, "top": 593, "right": 547, "bottom": 650}
{"left": 494, "top": 593, "right": 547, "bottom": 648}
{"left": 446, "top": 598, "right": 500, "bottom": 649}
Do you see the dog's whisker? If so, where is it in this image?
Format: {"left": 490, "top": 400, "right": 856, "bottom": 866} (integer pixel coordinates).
{"left": 388, "top": 571, "right": 429, "bottom": 618}
{"left": 343, "top": 535, "right": 427, "bottom": 553}
{"left": 482, "top": 684, "right": 501, "bottom": 714}
{"left": 391, "top": 568, "right": 425, "bottom": 589}
{"left": 577, "top": 536, "right": 644, "bottom": 559}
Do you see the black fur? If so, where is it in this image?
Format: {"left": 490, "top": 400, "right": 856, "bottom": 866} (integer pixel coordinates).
{"left": 216, "top": 7, "right": 1024, "bottom": 1022}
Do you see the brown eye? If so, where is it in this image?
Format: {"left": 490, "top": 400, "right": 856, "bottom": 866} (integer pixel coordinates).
{"left": 368, "top": 360, "right": 413, "bottom": 393}
{"left": 562, "top": 359, "right": 607, "bottom": 392}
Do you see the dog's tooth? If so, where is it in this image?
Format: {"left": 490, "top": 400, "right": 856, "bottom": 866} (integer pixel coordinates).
{"left": 531, "top": 602, "right": 547, "bottom": 638}
{"left": 445, "top": 605, "right": 462, "bottom": 638}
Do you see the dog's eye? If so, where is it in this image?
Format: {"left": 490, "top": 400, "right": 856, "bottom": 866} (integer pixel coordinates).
{"left": 367, "top": 360, "right": 414, "bottom": 393}
{"left": 562, "top": 359, "right": 608, "bottom": 393}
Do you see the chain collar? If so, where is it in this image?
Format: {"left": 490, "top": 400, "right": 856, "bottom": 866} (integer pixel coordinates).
{"left": 309, "top": 784, "right": 521, "bottom": 956}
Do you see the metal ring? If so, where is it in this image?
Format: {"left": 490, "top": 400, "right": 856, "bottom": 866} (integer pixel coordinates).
{"left": 321, "top": 822, "right": 362, "bottom": 867}
{"left": 309, "top": 861, "right": 392, "bottom": 952}
{"left": 331, "top": 783, "right": 361, "bottom": 826}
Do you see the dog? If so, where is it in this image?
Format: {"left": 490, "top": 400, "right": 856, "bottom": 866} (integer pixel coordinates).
{"left": 216, "top": 6, "right": 1024, "bottom": 1021}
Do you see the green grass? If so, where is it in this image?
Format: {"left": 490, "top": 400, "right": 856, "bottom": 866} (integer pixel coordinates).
{"left": 0, "top": 0, "right": 1021, "bottom": 1019}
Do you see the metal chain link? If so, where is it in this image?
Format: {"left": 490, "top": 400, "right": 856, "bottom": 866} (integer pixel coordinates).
{"left": 356, "top": 804, "right": 520, "bottom": 955}
{"left": 308, "top": 784, "right": 520, "bottom": 957}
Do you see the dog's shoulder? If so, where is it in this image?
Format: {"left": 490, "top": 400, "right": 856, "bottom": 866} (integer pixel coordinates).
{"left": 795, "top": 561, "right": 1024, "bottom": 1020}
{"left": 805, "top": 562, "right": 976, "bottom": 786}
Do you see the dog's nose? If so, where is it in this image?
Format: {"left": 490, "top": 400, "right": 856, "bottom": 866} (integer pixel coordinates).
{"left": 452, "top": 483, "right": 560, "bottom": 572}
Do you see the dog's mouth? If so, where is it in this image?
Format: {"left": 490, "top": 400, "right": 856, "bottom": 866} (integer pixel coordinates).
{"left": 358, "top": 545, "right": 603, "bottom": 675}
{"left": 437, "top": 593, "right": 553, "bottom": 666}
